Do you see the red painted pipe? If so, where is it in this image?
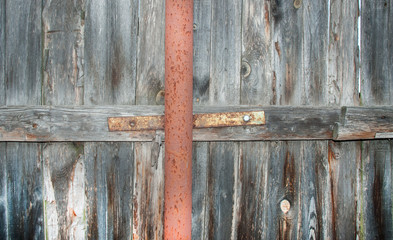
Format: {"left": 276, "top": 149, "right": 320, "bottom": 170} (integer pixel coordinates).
{"left": 164, "top": 0, "right": 193, "bottom": 239}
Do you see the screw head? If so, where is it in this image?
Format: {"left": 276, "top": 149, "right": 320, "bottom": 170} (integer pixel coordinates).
{"left": 243, "top": 115, "right": 251, "bottom": 122}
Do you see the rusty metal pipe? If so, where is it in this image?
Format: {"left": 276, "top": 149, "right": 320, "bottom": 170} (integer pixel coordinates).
{"left": 164, "top": 0, "right": 193, "bottom": 239}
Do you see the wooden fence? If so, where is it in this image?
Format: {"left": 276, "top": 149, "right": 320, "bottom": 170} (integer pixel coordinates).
{"left": 0, "top": 0, "right": 392, "bottom": 239}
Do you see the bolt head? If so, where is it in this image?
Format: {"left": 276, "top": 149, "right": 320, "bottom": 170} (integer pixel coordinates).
{"left": 243, "top": 115, "right": 251, "bottom": 122}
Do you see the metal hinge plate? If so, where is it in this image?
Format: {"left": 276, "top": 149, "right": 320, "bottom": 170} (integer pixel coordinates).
{"left": 108, "top": 111, "right": 265, "bottom": 131}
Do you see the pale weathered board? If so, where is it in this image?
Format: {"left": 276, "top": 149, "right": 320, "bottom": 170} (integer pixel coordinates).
{"left": 4, "top": 0, "right": 44, "bottom": 239}
{"left": 42, "top": 0, "right": 87, "bottom": 238}
{"left": 360, "top": 0, "right": 393, "bottom": 239}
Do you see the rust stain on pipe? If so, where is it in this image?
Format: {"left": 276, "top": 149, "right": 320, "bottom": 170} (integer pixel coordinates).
{"left": 164, "top": 0, "right": 193, "bottom": 239}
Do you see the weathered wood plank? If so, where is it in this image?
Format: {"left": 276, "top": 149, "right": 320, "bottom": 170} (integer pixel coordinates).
{"left": 135, "top": 0, "right": 165, "bottom": 105}
{"left": 360, "top": 1, "right": 393, "bottom": 239}
{"left": 84, "top": 0, "right": 138, "bottom": 238}
{"left": 84, "top": 143, "right": 134, "bottom": 240}
{"left": 4, "top": 1, "right": 44, "bottom": 239}
{"left": 0, "top": 1, "right": 6, "bottom": 237}
{"left": 0, "top": 105, "right": 358, "bottom": 142}
{"left": 208, "top": 0, "right": 242, "bottom": 238}
{"left": 84, "top": 0, "right": 137, "bottom": 105}
{"left": 334, "top": 106, "right": 393, "bottom": 140}
{"left": 328, "top": 1, "right": 360, "bottom": 239}
{"left": 192, "top": 0, "right": 212, "bottom": 238}
{"left": 6, "top": 143, "right": 43, "bottom": 239}
{"left": 132, "top": 142, "right": 164, "bottom": 240}
{"left": 133, "top": 1, "right": 165, "bottom": 238}
{"left": 42, "top": 1, "right": 87, "bottom": 239}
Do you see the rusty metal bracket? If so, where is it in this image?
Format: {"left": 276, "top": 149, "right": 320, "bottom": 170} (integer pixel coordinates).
{"left": 108, "top": 111, "right": 265, "bottom": 131}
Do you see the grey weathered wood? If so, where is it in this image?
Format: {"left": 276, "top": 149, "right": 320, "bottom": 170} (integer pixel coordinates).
{"left": 84, "top": 0, "right": 138, "bottom": 238}
{"left": 328, "top": 1, "right": 360, "bottom": 239}
{"left": 84, "top": 142, "right": 134, "bottom": 240}
{"left": 334, "top": 107, "right": 393, "bottom": 140}
{"left": 0, "top": 105, "right": 352, "bottom": 142}
{"left": 360, "top": 1, "right": 393, "bottom": 239}
{"left": 192, "top": 0, "right": 212, "bottom": 238}
{"left": 132, "top": 142, "right": 164, "bottom": 240}
{"left": 0, "top": 1, "right": 5, "bottom": 237}
{"left": 135, "top": 0, "right": 165, "bottom": 105}
{"left": 239, "top": 0, "right": 331, "bottom": 239}
{"left": 208, "top": 0, "right": 242, "bottom": 238}
{"left": 133, "top": 1, "right": 165, "bottom": 238}
{"left": 4, "top": 1, "right": 44, "bottom": 239}
{"left": 84, "top": 0, "right": 137, "bottom": 105}
{"left": 6, "top": 143, "right": 43, "bottom": 239}
{"left": 42, "top": 1, "right": 87, "bottom": 239}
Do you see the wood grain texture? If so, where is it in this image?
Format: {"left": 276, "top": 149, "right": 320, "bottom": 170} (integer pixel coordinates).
{"left": 84, "top": 0, "right": 138, "bottom": 105}
{"left": 85, "top": 142, "right": 134, "bottom": 240}
{"left": 6, "top": 143, "right": 44, "bottom": 239}
{"left": 328, "top": 1, "right": 360, "bottom": 239}
{"left": 83, "top": 0, "right": 138, "bottom": 238}
{"left": 133, "top": 1, "right": 165, "bottom": 238}
{"left": 0, "top": 1, "right": 5, "bottom": 237}
{"left": 360, "top": 1, "right": 393, "bottom": 238}
{"left": 132, "top": 142, "right": 164, "bottom": 240}
{"left": 207, "top": 0, "right": 242, "bottom": 238}
{"left": 42, "top": 1, "right": 87, "bottom": 239}
{"left": 192, "top": 0, "right": 211, "bottom": 238}
{"left": 4, "top": 1, "right": 44, "bottom": 239}
{"left": 135, "top": 0, "right": 165, "bottom": 105}
{"left": 5, "top": 0, "right": 42, "bottom": 106}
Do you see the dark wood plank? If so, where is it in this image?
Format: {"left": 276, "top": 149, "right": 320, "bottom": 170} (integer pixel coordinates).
{"left": 133, "top": 1, "right": 165, "bottom": 238}
{"left": 85, "top": 142, "right": 134, "bottom": 240}
{"left": 41, "top": 1, "right": 86, "bottom": 238}
{"left": 192, "top": 0, "right": 212, "bottom": 238}
{"left": 5, "top": 1, "right": 43, "bottom": 239}
{"left": 360, "top": 1, "right": 393, "bottom": 238}
{"left": 6, "top": 143, "right": 43, "bottom": 239}
{"left": 132, "top": 142, "right": 164, "bottom": 240}
{"left": 84, "top": 0, "right": 138, "bottom": 238}
{"left": 208, "top": 0, "right": 242, "bottom": 238}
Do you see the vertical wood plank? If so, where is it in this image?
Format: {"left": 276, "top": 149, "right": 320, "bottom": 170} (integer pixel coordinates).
{"left": 135, "top": 0, "right": 165, "bottom": 105}
{"left": 0, "top": 1, "right": 6, "bottom": 238}
{"left": 208, "top": 0, "right": 242, "bottom": 239}
{"left": 5, "top": 0, "right": 43, "bottom": 239}
{"left": 132, "top": 142, "right": 164, "bottom": 240}
{"left": 192, "top": 0, "right": 212, "bottom": 239}
{"left": 84, "top": 0, "right": 137, "bottom": 105}
{"left": 6, "top": 143, "right": 43, "bottom": 240}
{"left": 133, "top": 0, "right": 165, "bottom": 238}
{"left": 42, "top": 1, "right": 87, "bottom": 239}
{"left": 360, "top": 1, "right": 393, "bottom": 239}
{"left": 328, "top": 1, "right": 360, "bottom": 239}
{"left": 85, "top": 143, "right": 134, "bottom": 240}
{"left": 84, "top": 0, "right": 138, "bottom": 238}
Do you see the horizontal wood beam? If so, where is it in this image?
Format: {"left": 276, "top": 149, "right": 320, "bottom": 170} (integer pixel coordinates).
{"left": 0, "top": 106, "right": 392, "bottom": 142}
